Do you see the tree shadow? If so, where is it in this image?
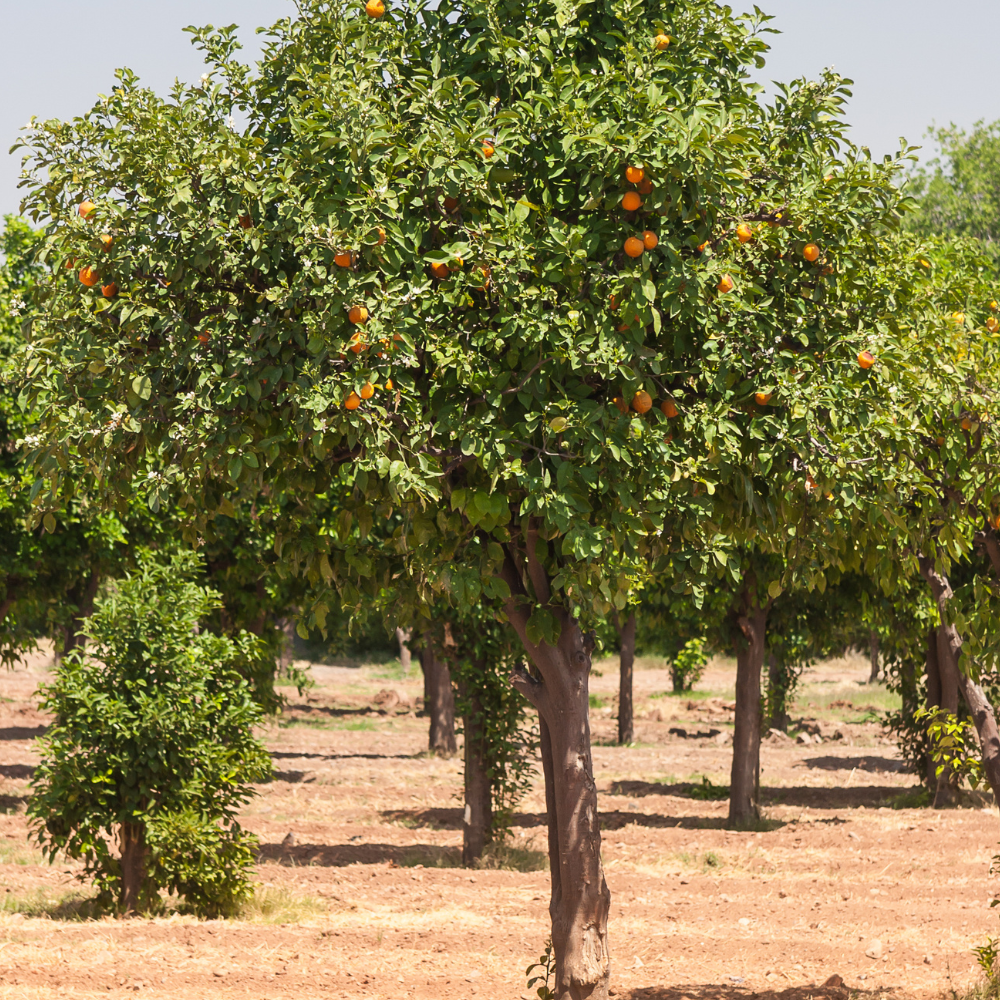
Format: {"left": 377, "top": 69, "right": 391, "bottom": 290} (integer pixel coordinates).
{"left": 802, "top": 755, "right": 911, "bottom": 774}
{"left": 256, "top": 841, "right": 460, "bottom": 868}
{"left": 619, "top": 983, "right": 863, "bottom": 1000}
{"left": 269, "top": 750, "right": 420, "bottom": 762}
{"left": 0, "top": 793, "right": 29, "bottom": 812}
{"left": 380, "top": 806, "right": 734, "bottom": 832}
{"left": 281, "top": 704, "right": 377, "bottom": 719}
{"left": 0, "top": 764, "right": 35, "bottom": 779}
{"left": 0, "top": 726, "right": 46, "bottom": 741}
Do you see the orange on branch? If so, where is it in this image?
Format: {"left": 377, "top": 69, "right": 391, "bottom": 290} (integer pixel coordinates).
{"left": 736, "top": 223, "right": 752, "bottom": 243}
{"left": 360, "top": 382, "right": 375, "bottom": 400}
{"left": 198, "top": 331, "right": 211, "bottom": 345}
{"left": 348, "top": 305, "right": 369, "bottom": 325}
{"left": 987, "top": 317, "right": 1000, "bottom": 333}
{"left": 717, "top": 274, "right": 734, "bottom": 293}
{"left": 631, "top": 391, "right": 652, "bottom": 414}
{"left": 239, "top": 214, "right": 253, "bottom": 230}
{"left": 622, "top": 191, "right": 642, "bottom": 212}
{"left": 365, "top": 0, "right": 385, "bottom": 15}
{"left": 612, "top": 397, "right": 628, "bottom": 414}
{"left": 78, "top": 200, "right": 96, "bottom": 220}
{"left": 653, "top": 33, "right": 671, "bottom": 49}
{"left": 79, "top": 266, "right": 100, "bottom": 287}
{"left": 661, "top": 399, "right": 678, "bottom": 419}
{"left": 344, "top": 392, "right": 361, "bottom": 410}
{"left": 375, "top": 228, "right": 386, "bottom": 246}
{"left": 334, "top": 251, "right": 352, "bottom": 268}
{"left": 482, "top": 140, "right": 495, "bottom": 158}
{"left": 624, "top": 237, "right": 644, "bottom": 258}
{"left": 101, "top": 282, "right": 118, "bottom": 298}
{"left": 857, "top": 350, "right": 875, "bottom": 369}
{"left": 430, "top": 262, "right": 450, "bottom": 279}
{"left": 625, "top": 165, "right": 644, "bottom": 184}
{"left": 803, "top": 243, "right": 820, "bottom": 262}
{"left": 754, "top": 391, "right": 772, "bottom": 406}
{"left": 349, "top": 333, "right": 367, "bottom": 353}
{"left": 99, "top": 234, "right": 114, "bottom": 251}
{"left": 642, "top": 230, "right": 658, "bottom": 250}
{"left": 444, "top": 196, "right": 459, "bottom": 211}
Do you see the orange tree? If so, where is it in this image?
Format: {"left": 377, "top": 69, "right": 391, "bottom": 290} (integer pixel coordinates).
{"left": 13, "top": 0, "right": 935, "bottom": 991}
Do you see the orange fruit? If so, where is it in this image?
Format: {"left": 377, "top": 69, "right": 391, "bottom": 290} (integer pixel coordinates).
{"left": 654, "top": 33, "right": 670, "bottom": 50}
{"left": 385, "top": 378, "right": 394, "bottom": 391}
{"left": 754, "top": 391, "right": 772, "bottom": 406}
{"left": 609, "top": 293, "right": 620, "bottom": 311}
{"left": 661, "top": 399, "right": 678, "bottom": 418}
{"left": 475, "top": 264, "right": 491, "bottom": 289}
{"left": 365, "top": 0, "right": 385, "bottom": 15}
{"left": 736, "top": 223, "right": 752, "bottom": 244}
{"left": 101, "top": 282, "right": 118, "bottom": 298}
{"left": 631, "top": 391, "right": 652, "bottom": 414}
{"left": 624, "top": 237, "right": 644, "bottom": 258}
{"left": 430, "top": 262, "right": 450, "bottom": 279}
{"left": 375, "top": 228, "right": 386, "bottom": 246}
{"left": 360, "top": 382, "right": 375, "bottom": 400}
{"left": 950, "top": 311, "right": 965, "bottom": 325}
{"left": 622, "top": 191, "right": 642, "bottom": 212}
{"left": 987, "top": 317, "right": 1000, "bottom": 333}
{"left": 638, "top": 178, "right": 653, "bottom": 195}
{"left": 642, "top": 230, "right": 658, "bottom": 250}
{"left": 991, "top": 300, "right": 999, "bottom": 311}
{"left": 612, "top": 397, "right": 628, "bottom": 414}
{"left": 803, "top": 243, "right": 820, "bottom": 262}
{"left": 78, "top": 200, "right": 96, "bottom": 220}
{"left": 99, "top": 234, "right": 114, "bottom": 251}
{"left": 482, "top": 141, "right": 495, "bottom": 158}
{"left": 334, "top": 251, "right": 352, "bottom": 268}
{"left": 197, "top": 331, "right": 211, "bottom": 345}
{"left": 857, "top": 350, "right": 875, "bottom": 369}
{"left": 79, "top": 266, "right": 100, "bottom": 287}
{"left": 348, "top": 305, "right": 368, "bottom": 325}
{"left": 444, "top": 196, "right": 459, "bottom": 211}
{"left": 239, "top": 214, "right": 253, "bottom": 230}
{"left": 344, "top": 391, "right": 361, "bottom": 410}
{"left": 717, "top": 274, "right": 734, "bottom": 293}
{"left": 64, "top": 257, "right": 76, "bottom": 269}
{"left": 625, "top": 166, "right": 644, "bottom": 184}
{"left": 697, "top": 241, "right": 709, "bottom": 254}
{"left": 805, "top": 475, "right": 817, "bottom": 493}
{"left": 936, "top": 436, "right": 945, "bottom": 446}
{"left": 961, "top": 417, "right": 972, "bottom": 431}
{"left": 349, "top": 332, "right": 367, "bottom": 353}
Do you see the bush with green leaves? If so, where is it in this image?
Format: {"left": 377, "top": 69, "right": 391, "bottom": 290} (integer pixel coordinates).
{"left": 28, "top": 550, "right": 272, "bottom": 915}
{"left": 669, "top": 637, "right": 708, "bottom": 693}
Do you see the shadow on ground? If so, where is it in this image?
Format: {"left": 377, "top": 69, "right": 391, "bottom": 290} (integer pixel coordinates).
{"left": 0, "top": 727, "right": 46, "bottom": 742}
{"left": 802, "top": 755, "right": 910, "bottom": 773}
{"left": 257, "top": 841, "right": 459, "bottom": 867}
{"left": 0, "top": 764, "right": 34, "bottom": 779}
{"left": 379, "top": 806, "right": 735, "bottom": 831}
{"left": 620, "top": 985, "right": 861, "bottom": 1000}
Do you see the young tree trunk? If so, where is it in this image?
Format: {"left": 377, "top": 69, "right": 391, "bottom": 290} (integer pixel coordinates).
{"left": 459, "top": 675, "right": 492, "bottom": 866}
{"left": 62, "top": 568, "right": 101, "bottom": 657}
{"left": 868, "top": 629, "right": 880, "bottom": 684}
{"left": 924, "top": 628, "right": 942, "bottom": 789}
{"left": 119, "top": 821, "right": 147, "bottom": 915}
{"left": 502, "top": 552, "right": 610, "bottom": 1000}
{"left": 766, "top": 651, "right": 789, "bottom": 731}
{"left": 933, "top": 624, "right": 961, "bottom": 807}
{"left": 617, "top": 611, "right": 636, "bottom": 746}
{"left": 396, "top": 627, "right": 412, "bottom": 672}
{"left": 418, "top": 642, "right": 457, "bottom": 756}
{"left": 729, "top": 587, "right": 770, "bottom": 828}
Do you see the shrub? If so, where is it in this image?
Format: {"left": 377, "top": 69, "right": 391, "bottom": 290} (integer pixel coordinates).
{"left": 28, "top": 550, "right": 272, "bottom": 915}
{"left": 670, "top": 637, "right": 708, "bottom": 693}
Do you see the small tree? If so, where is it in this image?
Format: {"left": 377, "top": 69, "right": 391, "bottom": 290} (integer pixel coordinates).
{"left": 28, "top": 550, "right": 271, "bottom": 915}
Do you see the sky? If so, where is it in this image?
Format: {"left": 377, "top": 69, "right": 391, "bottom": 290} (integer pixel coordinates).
{"left": 2, "top": 0, "right": 999, "bottom": 220}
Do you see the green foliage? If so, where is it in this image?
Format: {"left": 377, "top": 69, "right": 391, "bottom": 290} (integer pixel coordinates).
{"left": 669, "top": 636, "right": 707, "bottom": 693}
{"left": 28, "top": 549, "right": 271, "bottom": 915}
{"left": 687, "top": 776, "right": 729, "bottom": 800}
{"left": 526, "top": 937, "right": 556, "bottom": 1000}
{"left": 919, "top": 708, "right": 982, "bottom": 789}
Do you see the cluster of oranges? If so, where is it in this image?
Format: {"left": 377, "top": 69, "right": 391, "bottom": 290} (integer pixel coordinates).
{"left": 620, "top": 166, "right": 657, "bottom": 260}
{"left": 609, "top": 391, "right": 680, "bottom": 418}
{"left": 75, "top": 201, "right": 119, "bottom": 299}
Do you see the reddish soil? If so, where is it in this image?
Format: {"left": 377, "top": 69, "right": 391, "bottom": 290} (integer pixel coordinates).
{"left": 0, "top": 650, "right": 997, "bottom": 1000}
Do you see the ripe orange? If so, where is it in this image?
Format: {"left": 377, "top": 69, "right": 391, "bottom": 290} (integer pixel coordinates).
{"left": 344, "top": 391, "right": 361, "bottom": 410}
{"left": 348, "top": 305, "right": 369, "bottom": 325}
{"left": 198, "top": 331, "right": 211, "bottom": 345}
{"left": 365, "top": 0, "right": 385, "bottom": 16}
{"left": 99, "top": 234, "right": 114, "bottom": 251}
{"left": 385, "top": 378, "right": 394, "bottom": 391}
{"left": 444, "top": 196, "right": 459, "bottom": 211}
{"left": 991, "top": 300, "right": 999, "bottom": 311}
{"left": 717, "top": 274, "right": 734, "bottom": 293}
{"left": 482, "top": 140, "right": 495, "bottom": 158}
{"left": 919, "top": 259, "right": 932, "bottom": 269}
{"left": 64, "top": 257, "right": 76, "bottom": 269}
{"left": 638, "top": 178, "right": 653, "bottom": 195}
{"left": 632, "top": 390, "right": 652, "bottom": 414}
{"left": 239, "top": 214, "right": 253, "bottom": 230}
{"left": 754, "top": 391, "right": 772, "bottom": 405}
{"left": 661, "top": 399, "right": 678, "bottom": 418}
{"left": 349, "top": 332, "right": 367, "bottom": 353}
{"left": 360, "top": 382, "right": 375, "bottom": 400}
{"left": 803, "top": 243, "right": 820, "bottom": 262}
{"left": 987, "top": 317, "right": 1000, "bottom": 333}
{"left": 625, "top": 166, "right": 644, "bottom": 184}
{"left": 612, "top": 397, "right": 628, "bottom": 414}
{"left": 736, "top": 223, "right": 752, "bottom": 243}
{"left": 375, "top": 228, "right": 386, "bottom": 246}
{"left": 78, "top": 200, "right": 96, "bottom": 220}
{"left": 805, "top": 475, "right": 817, "bottom": 493}
{"left": 609, "top": 293, "right": 620, "bottom": 311}
{"left": 622, "top": 191, "right": 642, "bottom": 212}
{"left": 430, "top": 262, "right": 450, "bottom": 279}
{"left": 654, "top": 33, "right": 670, "bottom": 49}
{"left": 624, "top": 237, "right": 644, "bottom": 258}
{"left": 642, "top": 230, "right": 658, "bottom": 250}
{"left": 961, "top": 417, "right": 973, "bottom": 431}
{"left": 857, "top": 350, "right": 875, "bottom": 369}
{"left": 334, "top": 251, "right": 352, "bottom": 268}
{"left": 951, "top": 311, "right": 966, "bottom": 325}
{"left": 101, "top": 282, "right": 118, "bottom": 298}
{"left": 475, "top": 264, "right": 491, "bottom": 290}
{"left": 79, "top": 266, "right": 100, "bottom": 287}
{"left": 697, "top": 241, "right": 709, "bottom": 254}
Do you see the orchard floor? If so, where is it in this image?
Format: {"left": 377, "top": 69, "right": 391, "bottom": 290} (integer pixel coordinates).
{"left": 1, "top": 649, "right": 999, "bottom": 1000}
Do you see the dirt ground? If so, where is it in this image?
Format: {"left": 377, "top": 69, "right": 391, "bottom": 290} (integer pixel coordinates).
{"left": 1, "top": 648, "right": 998, "bottom": 1000}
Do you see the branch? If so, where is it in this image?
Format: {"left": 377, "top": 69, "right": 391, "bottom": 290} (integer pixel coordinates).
{"left": 510, "top": 662, "right": 545, "bottom": 710}
{"left": 524, "top": 519, "right": 551, "bottom": 605}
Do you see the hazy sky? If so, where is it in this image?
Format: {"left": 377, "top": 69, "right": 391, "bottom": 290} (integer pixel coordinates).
{"left": 3, "top": 1, "right": 999, "bottom": 219}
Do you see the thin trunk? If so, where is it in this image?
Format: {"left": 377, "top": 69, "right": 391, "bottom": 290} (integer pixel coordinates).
{"left": 396, "top": 627, "right": 412, "bottom": 673}
{"left": 459, "top": 675, "right": 492, "bottom": 866}
{"left": 62, "top": 568, "right": 101, "bottom": 657}
{"left": 933, "top": 624, "right": 961, "bottom": 807}
{"left": 119, "top": 822, "right": 147, "bottom": 915}
{"left": 868, "top": 630, "right": 880, "bottom": 684}
{"left": 729, "top": 587, "right": 769, "bottom": 828}
{"left": 503, "top": 549, "right": 610, "bottom": 1000}
{"left": 766, "top": 651, "right": 789, "bottom": 731}
{"left": 617, "top": 612, "right": 635, "bottom": 745}
{"left": 924, "top": 628, "right": 942, "bottom": 789}
{"left": 418, "top": 642, "right": 457, "bottom": 756}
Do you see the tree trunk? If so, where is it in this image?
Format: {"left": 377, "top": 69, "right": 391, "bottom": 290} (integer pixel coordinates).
{"left": 502, "top": 553, "right": 610, "bottom": 1000}
{"left": 396, "top": 627, "right": 412, "bottom": 672}
{"left": 766, "top": 651, "right": 789, "bottom": 731}
{"left": 459, "top": 676, "right": 492, "bottom": 866}
{"left": 418, "top": 642, "right": 457, "bottom": 756}
{"left": 729, "top": 588, "right": 769, "bottom": 828}
{"left": 119, "top": 821, "right": 147, "bottom": 915}
{"left": 62, "top": 568, "right": 101, "bottom": 657}
{"left": 868, "top": 629, "right": 880, "bottom": 684}
{"left": 920, "top": 557, "right": 996, "bottom": 808}
{"left": 924, "top": 628, "right": 942, "bottom": 789}
{"left": 933, "top": 624, "right": 961, "bottom": 807}
{"left": 617, "top": 612, "right": 635, "bottom": 746}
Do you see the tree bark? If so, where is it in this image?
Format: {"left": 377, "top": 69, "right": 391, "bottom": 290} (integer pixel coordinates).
{"left": 617, "top": 612, "right": 635, "bottom": 746}
{"left": 924, "top": 627, "right": 942, "bottom": 789}
{"left": 119, "top": 821, "right": 147, "bottom": 915}
{"left": 729, "top": 586, "right": 769, "bottom": 828}
{"left": 396, "top": 627, "right": 412, "bottom": 672}
{"left": 502, "top": 550, "right": 610, "bottom": 1000}
{"left": 920, "top": 557, "right": 997, "bottom": 808}
{"left": 418, "top": 642, "right": 457, "bottom": 756}
{"left": 459, "top": 675, "right": 492, "bottom": 866}
{"left": 868, "top": 630, "right": 880, "bottom": 684}
{"left": 766, "top": 651, "right": 789, "bottom": 731}
{"left": 62, "top": 567, "right": 101, "bottom": 657}
{"left": 933, "top": 623, "right": 961, "bottom": 807}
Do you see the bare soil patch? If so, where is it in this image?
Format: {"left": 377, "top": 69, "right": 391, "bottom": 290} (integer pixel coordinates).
{"left": 0, "top": 650, "right": 997, "bottom": 999}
